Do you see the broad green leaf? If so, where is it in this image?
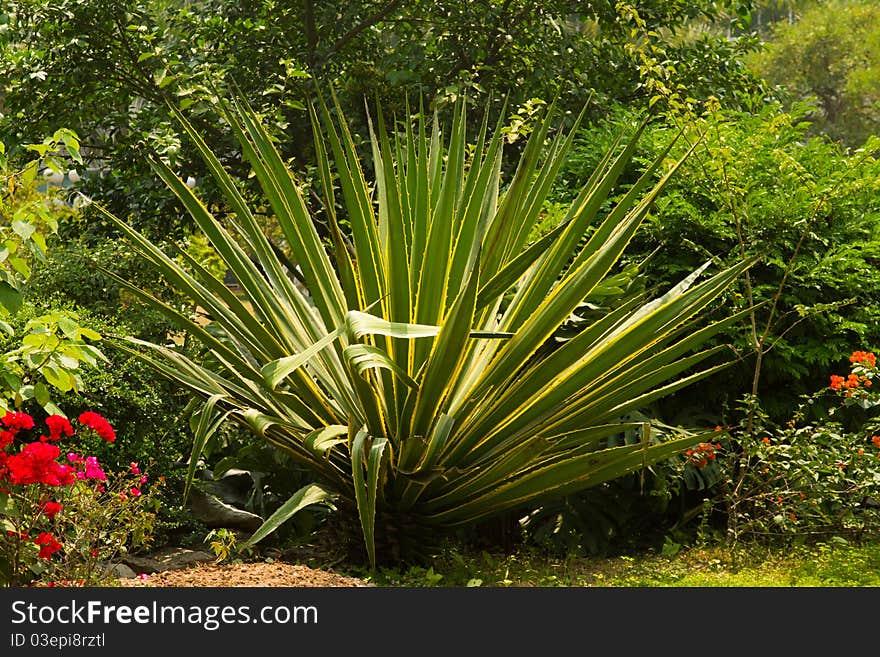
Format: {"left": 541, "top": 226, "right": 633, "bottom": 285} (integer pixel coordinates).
{"left": 351, "top": 429, "right": 387, "bottom": 570}
{"left": 34, "top": 382, "right": 50, "bottom": 407}
{"left": 0, "top": 492, "right": 17, "bottom": 517}
{"left": 0, "top": 282, "right": 22, "bottom": 315}
{"left": 243, "top": 483, "right": 337, "bottom": 548}
{"left": 183, "top": 394, "right": 232, "bottom": 503}
{"left": 304, "top": 425, "right": 349, "bottom": 459}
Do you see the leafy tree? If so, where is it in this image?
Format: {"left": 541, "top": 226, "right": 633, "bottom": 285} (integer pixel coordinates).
{"left": 0, "top": 1, "right": 765, "bottom": 235}
{"left": 749, "top": 0, "right": 880, "bottom": 146}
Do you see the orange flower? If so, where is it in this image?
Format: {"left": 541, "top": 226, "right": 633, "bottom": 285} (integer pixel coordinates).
{"left": 829, "top": 375, "right": 845, "bottom": 390}
{"left": 761, "top": 437, "right": 771, "bottom": 445}
{"left": 850, "top": 351, "right": 877, "bottom": 367}
{"left": 872, "top": 436, "right": 880, "bottom": 448}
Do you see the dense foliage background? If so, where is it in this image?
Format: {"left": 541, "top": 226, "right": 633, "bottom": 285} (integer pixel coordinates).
{"left": 2, "top": 0, "right": 879, "bottom": 575}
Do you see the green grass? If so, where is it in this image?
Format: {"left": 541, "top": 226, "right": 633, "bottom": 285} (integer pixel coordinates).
{"left": 336, "top": 538, "right": 880, "bottom": 587}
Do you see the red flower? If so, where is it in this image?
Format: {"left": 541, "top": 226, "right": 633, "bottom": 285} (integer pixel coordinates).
{"left": 5, "top": 442, "right": 74, "bottom": 486}
{"left": 0, "top": 430, "right": 14, "bottom": 450}
{"left": 686, "top": 442, "right": 720, "bottom": 468}
{"left": 77, "top": 412, "right": 116, "bottom": 443}
{"left": 40, "top": 501, "right": 62, "bottom": 520}
{"left": 33, "top": 532, "right": 62, "bottom": 559}
{"left": 1, "top": 412, "right": 34, "bottom": 434}
{"left": 45, "top": 415, "right": 74, "bottom": 442}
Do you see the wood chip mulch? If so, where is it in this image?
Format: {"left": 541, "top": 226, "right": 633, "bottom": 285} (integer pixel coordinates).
{"left": 118, "top": 561, "right": 371, "bottom": 588}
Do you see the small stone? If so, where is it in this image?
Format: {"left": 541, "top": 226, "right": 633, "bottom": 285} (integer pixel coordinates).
{"left": 105, "top": 563, "right": 138, "bottom": 579}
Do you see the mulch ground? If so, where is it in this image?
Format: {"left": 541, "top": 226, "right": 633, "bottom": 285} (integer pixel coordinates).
{"left": 117, "top": 561, "right": 371, "bottom": 587}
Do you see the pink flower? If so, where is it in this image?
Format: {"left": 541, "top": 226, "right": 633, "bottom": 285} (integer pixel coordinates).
{"left": 83, "top": 456, "right": 106, "bottom": 481}
{"left": 67, "top": 452, "right": 81, "bottom": 464}
{"left": 140, "top": 475, "right": 147, "bottom": 484}
{"left": 130, "top": 462, "right": 140, "bottom": 474}
{"left": 130, "top": 487, "right": 141, "bottom": 497}
{"left": 137, "top": 573, "right": 149, "bottom": 580}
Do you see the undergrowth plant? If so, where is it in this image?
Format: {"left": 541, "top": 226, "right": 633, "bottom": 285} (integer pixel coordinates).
{"left": 675, "top": 349, "right": 880, "bottom": 546}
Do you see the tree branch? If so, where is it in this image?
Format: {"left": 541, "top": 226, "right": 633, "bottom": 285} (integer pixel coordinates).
{"left": 304, "top": 0, "right": 318, "bottom": 69}
{"left": 322, "top": 0, "right": 405, "bottom": 64}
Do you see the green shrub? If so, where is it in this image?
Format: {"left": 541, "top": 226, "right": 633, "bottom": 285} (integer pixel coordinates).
{"left": 555, "top": 101, "right": 880, "bottom": 423}
{"left": 26, "top": 235, "right": 191, "bottom": 344}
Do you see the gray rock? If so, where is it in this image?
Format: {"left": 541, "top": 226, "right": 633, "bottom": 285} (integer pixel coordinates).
{"left": 122, "top": 547, "right": 216, "bottom": 574}
{"left": 186, "top": 485, "right": 263, "bottom": 532}
{"left": 206, "top": 469, "right": 254, "bottom": 507}
{"left": 120, "top": 555, "right": 163, "bottom": 574}
{"left": 105, "top": 562, "right": 137, "bottom": 579}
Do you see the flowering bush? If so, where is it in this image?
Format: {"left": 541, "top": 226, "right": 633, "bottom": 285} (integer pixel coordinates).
{"left": 716, "top": 350, "right": 880, "bottom": 543}
{"left": 828, "top": 350, "right": 877, "bottom": 406}
{"left": 685, "top": 441, "right": 723, "bottom": 469}
{"left": 0, "top": 411, "right": 160, "bottom": 586}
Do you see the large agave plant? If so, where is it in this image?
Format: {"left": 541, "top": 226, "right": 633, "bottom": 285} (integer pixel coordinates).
{"left": 99, "top": 91, "right": 752, "bottom": 567}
